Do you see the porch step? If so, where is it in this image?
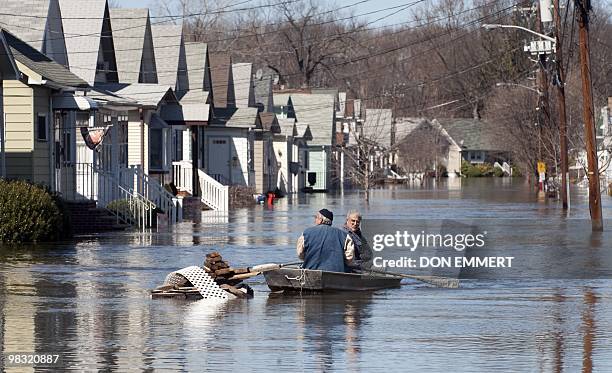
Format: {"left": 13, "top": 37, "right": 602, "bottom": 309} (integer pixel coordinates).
{"left": 64, "top": 201, "right": 130, "bottom": 234}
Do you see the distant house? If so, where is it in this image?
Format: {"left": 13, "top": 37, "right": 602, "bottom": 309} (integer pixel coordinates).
{"left": 204, "top": 54, "right": 256, "bottom": 187}
{"left": 273, "top": 118, "right": 313, "bottom": 194}
{"left": 1, "top": 29, "right": 90, "bottom": 196}
{"left": 274, "top": 92, "right": 336, "bottom": 191}
{"left": 395, "top": 118, "right": 462, "bottom": 177}
{"left": 255, "top": 112, "right": 281, "bottom": 193}
{"left": 435, "top": 118, "right": 510, "bottom": 166}
{"left": 0, "top": 30, "right": 20, "bottom": 178}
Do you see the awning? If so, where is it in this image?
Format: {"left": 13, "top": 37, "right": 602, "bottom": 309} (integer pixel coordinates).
{"left": 53, "top": 94, "right": 98, "bottom": 111}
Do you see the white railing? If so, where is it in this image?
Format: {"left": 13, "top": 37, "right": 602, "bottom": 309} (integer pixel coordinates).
{"left": 173, "top": 160, "right": 193, "bottom": 194}
{"left": 119, "top": 165, "right": 181, "bottom": 224}
{"left": 74, "top": 163, "right": 155, "bottom": 230}
{"left": 172, "top": 161, "right": 229, "bottom": 211}
{"left": 198, "top": 169, "right": 229, "bottom": 211}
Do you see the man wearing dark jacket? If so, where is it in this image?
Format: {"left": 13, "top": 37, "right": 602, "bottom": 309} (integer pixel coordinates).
{"left": 342, "top": 210, "right": 372, "bottom": 270}
{"left": 296, "top": 209, "right": 354, "bottom": 272}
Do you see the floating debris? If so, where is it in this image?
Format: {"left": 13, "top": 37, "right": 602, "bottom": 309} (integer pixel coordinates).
{"left": 152, "top": 252, "right": 254, "bottom": 300}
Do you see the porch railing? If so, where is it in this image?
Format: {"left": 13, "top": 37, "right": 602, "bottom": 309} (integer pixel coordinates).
{"left": 172, "top": 161, "right": 229, "bottom": 211}
{"left": 75, "top": 163, "right": 155, "bottom": 230}
{"left": 119, "top": 165, "right": 181, "bottom": 224}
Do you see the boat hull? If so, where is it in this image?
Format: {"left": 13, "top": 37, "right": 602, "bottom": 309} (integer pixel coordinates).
{"left": 263, "top": 268, "right": 402, "bottom": 292}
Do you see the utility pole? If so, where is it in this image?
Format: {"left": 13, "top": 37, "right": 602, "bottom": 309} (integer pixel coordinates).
{"left": 536, "top": 3, "right": 551, "bottom": 194}
{"left": 574, "top": 0, "right": 603, "bottom": 231}
{"left": 552, "top": 0, "right": 569, "bottom": 209}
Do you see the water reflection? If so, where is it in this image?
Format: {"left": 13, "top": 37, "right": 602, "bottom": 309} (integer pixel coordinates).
{"left": 266, "top": 292, "right": 373, "bottom": 371}
{"left": 1, "top": 180, "right": 612, "bottom": 371}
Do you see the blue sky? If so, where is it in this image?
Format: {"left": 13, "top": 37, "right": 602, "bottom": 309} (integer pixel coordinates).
{"left": 115, "top": 0, "right": 416, "bottom": 26}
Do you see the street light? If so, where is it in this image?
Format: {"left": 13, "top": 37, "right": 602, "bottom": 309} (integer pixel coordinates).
{"left": 495, "top": 82, "right": 543, "bottom": 96}
{"left": 481, "top": 24, "right": 556, "bottom": 43}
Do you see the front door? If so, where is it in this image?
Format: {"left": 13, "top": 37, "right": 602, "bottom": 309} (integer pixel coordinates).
{"left": 207, "top": 136, "right": 231, "bottom": 184}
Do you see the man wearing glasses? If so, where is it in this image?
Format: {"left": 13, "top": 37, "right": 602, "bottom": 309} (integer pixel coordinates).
{"left": 342, "top": 210, "right": 372, "bottom": 270}
{"left": 296, "top": 209, "right": 354, "bottom": 273}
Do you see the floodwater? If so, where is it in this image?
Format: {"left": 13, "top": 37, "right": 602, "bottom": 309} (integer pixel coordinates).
{"left": 1, "top": 178, "right": 612, "bottom": 372}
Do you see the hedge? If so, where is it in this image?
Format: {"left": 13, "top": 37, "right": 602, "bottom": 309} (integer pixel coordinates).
{"left": 0, "top": 179, "right": 65, "bottom": 243}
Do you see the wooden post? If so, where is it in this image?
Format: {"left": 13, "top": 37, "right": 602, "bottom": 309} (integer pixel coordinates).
{"left": 553, "top": 0, "right": 569, "bottom": 209}
{"left": 575, "top": 0, "right": 603, "bottom": 231}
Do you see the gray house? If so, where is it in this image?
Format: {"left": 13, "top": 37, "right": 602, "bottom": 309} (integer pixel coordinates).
{"left": 274, "top": 91, "right": 336, "bottom": 191}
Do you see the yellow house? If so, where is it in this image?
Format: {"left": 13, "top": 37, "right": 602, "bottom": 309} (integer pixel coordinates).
{"left": 1, "top": 29, "right": 90, "bottom": 193}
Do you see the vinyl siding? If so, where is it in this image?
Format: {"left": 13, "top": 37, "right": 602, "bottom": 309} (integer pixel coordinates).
{"left": 254, "top": 139, "right": 265, "bottom": 193}
{"left": 306, "top": 147, "right": 328, "bottom": 191}
{"left": 127, "top": 110, "right": 143, "bottom": 167}
{"left": 3, "top": 79, "right": 33, "bottom": 179}
{"left": 203, "top": 127, "right": 250, "bottom": 186}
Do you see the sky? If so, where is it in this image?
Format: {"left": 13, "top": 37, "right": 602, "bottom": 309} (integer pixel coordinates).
{"left": 115, "top": 0, "right": 417, "bottom": 26}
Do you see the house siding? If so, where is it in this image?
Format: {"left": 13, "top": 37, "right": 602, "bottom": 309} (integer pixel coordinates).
{"left": 306, "top": 146, "right": 328, "bottom": 191}
{"left": 3, "top": 79, "right": 34, "bottom": 180}
{"left": 203, "top": 127, "right": 251, "bottom": 186}
{"left": 127, "top": 110, "right": 143, "bottom": 168}
{"left": 254, "top": 139, "right": 265, "bottom": 192}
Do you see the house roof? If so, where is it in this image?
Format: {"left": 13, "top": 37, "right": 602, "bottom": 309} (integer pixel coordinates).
{"left": 363, "top": 108, "right": 393, "bottom": 148}
{"left": 394, "top": 117, "right": 429, "bottom": 142}
{"left": 0, "top": 30, "right": 19, "bottom": 80}
{"left": 0, "top": 1, "right": 61, "bottom": 58}
{"left": 1, "top": 29, "right": 87, "bottom": 88}
{"left": 254, "top": 75, "right": 273, "bottom": 112}
{"left": 109, "top": 8, "right": 155, "bottom": 84}
{"left": 211, "top": 107, "right": 258, "bottom": 128}
{"left": 209, "top": 53, "right": 233, "bottom": 108}
{"left": 59, "top": 0, "right": 113, "bottom": 84}
{"left": 436, "top": 118, "right": 506, "bottom": 151}
{"left": 278, "top": 118, "right": 297, "bottom": 137}
{"left": 184, "top": 42, "right": 208, "bottom": 91}
{"left": 296, "top": 123, "right": 313, "bottom": 141}
{"left": 274, "top": 92, "right": 335, "bottom": 146}
{"left": 96, "top": 83, "right": 176, "bottom": 107}
{"left": 232, "top": 63, "right": 254, "bottom": 108}
{"left": 87, "top": 86, "right": 138, "bottom": 107}
{"left": 258, "top": 112, "right": 280, "bottom": 133}
{"left": 151, "top": 24, "right": 183, "bottom": 89}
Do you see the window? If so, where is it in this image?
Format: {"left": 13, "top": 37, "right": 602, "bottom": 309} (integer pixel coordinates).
{"left": 150, "top": 128, "right": 164, "bottom": 170}
{"left": 36, "top": 114, "right": 48, "bottom": 141}
{"left": 63, "top": 131, "right": 73, "bottom": 164}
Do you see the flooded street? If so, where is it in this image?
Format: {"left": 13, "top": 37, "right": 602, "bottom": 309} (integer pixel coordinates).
{"left": 2, "top": 178, "right": 612, "bottom": 372}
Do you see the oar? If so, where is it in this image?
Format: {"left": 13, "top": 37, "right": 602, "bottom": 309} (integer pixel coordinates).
{"left": 228, "top": 262, "right": 302, "bottom": 281}
{"left": 364, "top": 268, "right": 460, "bottom": 289}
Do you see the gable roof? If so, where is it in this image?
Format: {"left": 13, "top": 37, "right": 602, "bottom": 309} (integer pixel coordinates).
{"left": 0, "top": 0, "right": 69, "bottom": 67}
{"left": 1, "top": 29, "right": 87, "bottom": 88}
{"left": 277, "top": 118, "right": 297, "bottom": 137}
{"left": 296, "top": 123, "right": 313, "bottom": 141}
{"left": 59, "top": 0, "right": 118, "bottom": 84}
{"left": 435, "top": 118, "right": 507, "bottom": 152}
{"left": 110, "top": 8, "right": 157, "bottom": 84}
{"left": 184, "top": 42, "right": 210, "bottom": 91}
{"left": 96, "top": 83, "right": 176, "bottom": 107}
{"left": 394, "top": 117, "right": 429, "bottom": 143}
{"left": 363, "top": 108, "right": 393, "bottom": 148}
{"left": 275, "top": 92, "right": 335, "bottom": 146}
{"left": 177, "top": 90, "right": 210, "bottom": 123}
{"left": 258, "top": 112, "right": 280, "bottom": 133}
{"left": 211, "top": 107, "right": 258, "bottom": 128}
{"left": 151, "top": 24, "right": 187, "bottom": 93}
{"left": 232, "top": 63, "right": 254, "bottom": 108}
{"left": 254, "top": 75, "right": 274, "bottom": 112}
{"left": 0, "top": 30, "right": 19, "bottom": 80}
{"left": 209, "top": 53, "right": 234, "bottom": 108}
